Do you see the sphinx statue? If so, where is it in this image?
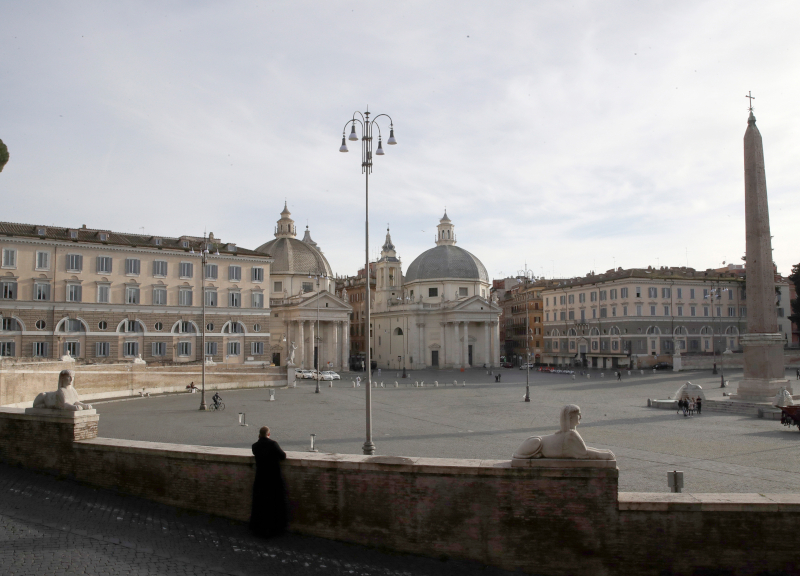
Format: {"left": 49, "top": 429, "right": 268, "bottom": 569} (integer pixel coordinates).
{"left": 512, "top": 404, "right": 614, "bottom": 460}
{"left": 32, "top": 369, "right": 93, "bottom": 411}
{"left": 673, "top": 381, "right": 706, "bottom": 402}
{"left": 773, "top": 386, "right": 795, "bottom": 408}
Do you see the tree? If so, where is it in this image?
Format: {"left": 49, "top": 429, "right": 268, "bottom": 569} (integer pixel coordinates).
{"left": 788, "top": 263, "right": 800, "bottom": 326}
{"left": 0, "top": 139, "right": 8, "bottom": 173}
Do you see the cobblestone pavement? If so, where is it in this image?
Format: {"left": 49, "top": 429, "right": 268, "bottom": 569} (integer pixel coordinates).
{"left": 0, "top": 463, "right": 518, "bottom": 576}
{"left": 95, "top": 367, "right": 800, "bottom": 494}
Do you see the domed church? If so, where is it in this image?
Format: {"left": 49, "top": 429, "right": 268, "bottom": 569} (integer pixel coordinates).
{"left": 255, "top": 203, "right": 352, "bottom": 371}
{"left": 371, "top": 212, "right": 501, "bottom": 370}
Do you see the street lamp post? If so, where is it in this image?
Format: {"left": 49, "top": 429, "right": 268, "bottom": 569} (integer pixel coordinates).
{"left": 340, "top": 109, "right": 397, "bottom": 455}
{"left": 199, "top": 237, "right": 210, "bottom": 411}
{"left": 705, "top": 285, "right": 729, "bottom": 378}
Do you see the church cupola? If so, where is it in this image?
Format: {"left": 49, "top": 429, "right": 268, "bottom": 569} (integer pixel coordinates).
{"left": 435, "top": 210, "right": 456, "bottom": 246}
{"left": 381, "top": 227, "right": 396, "bottom": 259}
{"left": 274, "top": 201, "right": 297, "bottom": 238}
{"left": 302, "top": 225, "right": 320, "bottom": 250}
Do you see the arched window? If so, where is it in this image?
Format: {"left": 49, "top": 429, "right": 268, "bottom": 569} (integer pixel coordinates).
{"left": 394, "top": 327, "right": 403, "bottom": 335}
{"left": 725, "top": 326, "right": 739, "bottom": 335}
{"left": 56, "top": 318, "right": 87, "bottom": 333}
{"left": 609, "top": 326, "right": 621, "bottom": 335}
{"left": 551, "top": 328, "right": 560, "bottom": 337}
{"left": 674, "top": 326, "right": 688, "bottom": 335}
{"left": 568, "top": 328, "right": 577, "bottom": 336}
{"left": 700, "top": 326, "right": 713, "bottom": 335}
{"left": 646, "top": 326, "right": 661, "bottom": 335}
{"left": 223, "top": 321, "right": 246, "bottom": 334}
{"left": 590, "top": 327, "right": 600, "bottom": 336}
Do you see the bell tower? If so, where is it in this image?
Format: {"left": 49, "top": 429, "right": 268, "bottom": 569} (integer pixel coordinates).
{"left": 435, "top": 210, "right": 456, "bottom": 246}
{"left": 274, "top": 201, "right": 297, "bottom": 238}
{"left": 374, "top": 227, "right": 402, "bottom": 311}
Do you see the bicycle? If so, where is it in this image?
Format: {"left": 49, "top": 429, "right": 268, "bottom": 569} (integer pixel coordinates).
{"left": 210, "top": 401, "right": 225, "bottom": 411}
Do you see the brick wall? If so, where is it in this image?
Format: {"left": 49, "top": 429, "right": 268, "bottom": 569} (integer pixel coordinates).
{"left": 2, "top": 409, "right": 799, "bottom": 575}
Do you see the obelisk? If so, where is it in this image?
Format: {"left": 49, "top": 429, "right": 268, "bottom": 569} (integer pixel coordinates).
{"left": 734, "top": 99, "right": 791, "bottom": 401}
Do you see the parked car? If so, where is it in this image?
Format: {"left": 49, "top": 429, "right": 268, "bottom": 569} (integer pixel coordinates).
{"left": 502, "top": 362, "right": 513, "bottom": 368}
{"left": 320, "top": 371, "right": 341, "bottom": 380}
{"left": 296, "top": 369, "right": 313, "bottom": 379}
{"left": 653, "top": 362, "right": 673, "bottom": 370}
{"left": 519, "top": 363, "right": 535, "bottom": 370}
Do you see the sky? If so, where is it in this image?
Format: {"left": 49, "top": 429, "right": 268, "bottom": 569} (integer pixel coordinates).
{"left": 1, "top": 1, "right": 798, "bottom": 280}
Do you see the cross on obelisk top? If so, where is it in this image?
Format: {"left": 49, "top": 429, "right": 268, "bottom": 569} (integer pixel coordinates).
{"left": 746, "top": 91, "right": 755, "bottom": 112}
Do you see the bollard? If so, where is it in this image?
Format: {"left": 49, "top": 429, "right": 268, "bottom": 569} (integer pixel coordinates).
{"left": 628, "top": 370, "right": 631, "bottom": 376}
{"left": 668, "top": 470, "right": 684, "bottom": 493}
{"left": 269, "top": 389, "right": 275, "bottom": 401}
{"left": 395, "top": 381, "right": 399, "bottom": 387}
{"left": 381, "top": 382, "right": 384, "bottom": 388}
{"left": 653, "top": 369, "right": 657, "bottom": 374}
{"left": 587, "top": 374, "right": 591, "bottom": 379}
{"left": 329, "top": 381, "right": 333, "bottom": 388}
{"left": 434, "top": 381, "right": 438, "bottom": 387}
{"left": 415, "top": 381, "right": 419, "bottom": 387}
{"left": 238, "top": 413, "right": 247, "bottom": 426}
{"left": 309, "top": 434, "right": 319, "bottom": 453}
{"left": 572, "top": 374, "right": 576, "bottom": 381}
{"left": 640, "top": 370, "right": 644, "bottom": 375}
{"left": 421, "top": 381, "right": 424, "bottom": 387}
{"left": 601, "top": 373, "right": 604, "bottom": 378}
{"left": 352, "top": 380, "right": 356, "bottom": 388}
{"left": 454, "top": 380, "right": 458, "bottom": 387}
{"left": 463, "top": 381, "right": 466, "bottom": 387}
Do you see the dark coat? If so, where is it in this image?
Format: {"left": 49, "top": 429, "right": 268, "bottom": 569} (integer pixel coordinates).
{"left": 250, "top": 437, "right": 288, "bottom": 537}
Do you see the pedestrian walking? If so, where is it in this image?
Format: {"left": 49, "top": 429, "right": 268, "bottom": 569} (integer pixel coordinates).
{"left": 796, "top": 368, "right": 799, "bottom": 380}
{"left": 250, "top": 426, "right": 288, "bottom": 538}
{"left": 696, "top": 397, "right": 702, "bottom": 415}
{"left": 616, "top": 371, "right": 621, "bottom": 381}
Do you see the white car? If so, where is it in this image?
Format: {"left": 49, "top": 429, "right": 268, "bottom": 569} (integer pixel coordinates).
{"left": 297, "top": 369, "right": 314, "bottom": 379}
{"left": 321, "top": 371, "right": 341, "bottom": 380}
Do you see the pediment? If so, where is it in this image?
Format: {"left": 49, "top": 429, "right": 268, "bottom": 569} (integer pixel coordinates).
{"left": 451, "top": 296, "right": 501, "bottom": 313}
{"left": 295, "top": 292, "right": 352, "bottom": 311}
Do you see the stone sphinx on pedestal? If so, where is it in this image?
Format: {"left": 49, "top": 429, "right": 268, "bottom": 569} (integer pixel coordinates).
{"left": 512, "top": 404, "right": 614, "bottom": 461}
{"left": 28, "top": 370, "right": 94, "bottom": 415}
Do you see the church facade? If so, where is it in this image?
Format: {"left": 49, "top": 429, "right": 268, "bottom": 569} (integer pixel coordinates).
{"left": 255, "top": 204, "right": 351, "bottom": 371}
{"left": 371, "top": 213, "right": 501, "bottom": 370}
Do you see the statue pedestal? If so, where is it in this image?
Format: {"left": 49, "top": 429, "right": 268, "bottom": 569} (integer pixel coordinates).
{"left": 511, "top": 458, "right": 617, "bottom": 469}
{"left": 286, "top": 366, "right": 296, "bottom": 385}
{"left": 672, "top": 355, "right": 682, "bottom": 372}
{"left": 24, "top": 408, "right": 96, "bottom": 418}
{"left": 733, "top": 333, "right": 791, "bottom": 401}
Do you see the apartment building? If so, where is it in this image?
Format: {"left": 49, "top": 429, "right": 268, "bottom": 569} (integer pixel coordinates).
{"left": 540, "top": 266, "right": 791, "bottom": 369}
{"left": 0, "top": 223, "right": 273, "bottom": 364}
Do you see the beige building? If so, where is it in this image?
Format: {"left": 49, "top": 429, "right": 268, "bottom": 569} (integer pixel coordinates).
{"left": 371, "top": 213, "right": 501, "bottom": 370}
{"left": 255, "top": 204, "right": 352, "bottom": 371}
{"left": 539, "top": 266, "right": 786, "bottom": 369}
{"left": 0, "top": 222, "right": 273, "bottom": 364}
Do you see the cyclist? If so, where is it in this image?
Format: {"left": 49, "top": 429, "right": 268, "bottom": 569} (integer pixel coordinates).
{"left": 212, "top": 392, "right": 222, "bottom": 409}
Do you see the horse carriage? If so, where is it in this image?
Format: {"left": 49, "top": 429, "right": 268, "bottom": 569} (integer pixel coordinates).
{"left": 779, "top": 406, "right": 800, "bottom": 431}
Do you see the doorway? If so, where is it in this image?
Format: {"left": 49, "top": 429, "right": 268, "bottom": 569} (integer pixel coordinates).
{"left": 431, "top": 350, "right": 439, "bottom": 367}
{"left": 468, "top": 345, "right": 473, "bottom": 366}
{"left": 272, "top": 352, "right": 280, "bottom": 366}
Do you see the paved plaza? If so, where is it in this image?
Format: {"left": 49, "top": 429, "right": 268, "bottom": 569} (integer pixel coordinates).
{"left": 95, "top": 366, "right": 800, "bottom": 494}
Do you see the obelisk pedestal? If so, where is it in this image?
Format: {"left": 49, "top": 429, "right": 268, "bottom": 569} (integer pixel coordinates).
{"left": 732, "top": 108, "right": 790, "bottom": 401}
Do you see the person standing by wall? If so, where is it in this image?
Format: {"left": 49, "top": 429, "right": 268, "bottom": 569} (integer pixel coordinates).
{"left": 250, "top": 426, "right": 288, "bottom": 538}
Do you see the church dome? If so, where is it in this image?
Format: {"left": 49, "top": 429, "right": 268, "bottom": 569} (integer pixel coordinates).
{"left": 255, "top": 203, "right": 332, "bottom": 276}
{"left": 404, "top": 244, "right": 488, "bottom": 284}
{"left": 255, "top": 237, "right": 332, "bottom": 276}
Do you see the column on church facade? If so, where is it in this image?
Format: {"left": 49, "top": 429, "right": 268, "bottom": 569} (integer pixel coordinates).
{"left": 454, "top": 322, "right": 460, "bottom": 368}
{"left": 417, "top": 323, "right": 424, "bottom": 369}
{"left": 344, "top": 321, "right": 350, "bottom": 370}
{"left": 440, "top": 322, "right": 447, "bottom": 368}
{"left": 484, "top": 322, "right": 490, "bottom": 366}
{"left": 308, "top": 321, "right": 316, "bottom": 369}
{"left": 463, "top": 321, "right": 469, "bottom": 367}
{"left": 494, "top": 321, "right": 501, "bottom": 366}
{"left": 331, "top": 321, "right": 338, "bottom": 370}
{"left": 297, "top": 321, "right": 304, "bottom": 369}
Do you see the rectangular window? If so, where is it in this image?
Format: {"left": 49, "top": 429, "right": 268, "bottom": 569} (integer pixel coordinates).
{"left": 67, "top": 284, "right": 82, "bottom": 302}
{"left": 610, "top": 289, "right": 617, "bottom": 300}
{"left": 590, "top": 292, "right": 597, "bottom": 302}
{"left": 459, "top": 287, "right": 468, "bottom": 297}
{"left": 691, "top": 306, "right": 696, "bottom": 317}
{"left": 179, "top": 262, "right": 193, "bottom": 279}
{"left": 153, "top": 287, "right": 167, "bottom": 305}
{"left": 153, "top": 260, "right": 168, "bottom": 277}
{"left": 580, "top": 310, "right": 585, "bottom": 321}
{"left": 97, "top": 284, "right": 110, "bottom": 303}
{"left": 0, "top": 341, "right": 15, "bottom": 356}
{"left": 740, "top": 307, "right": 747, "bottom": 317}
{"left": 252, "top": 292, "right": 264, "bottom": 308}
{"left": 559, "top": 295, "right": 566, "bottom": 305}
{"left": 636, "top": 305, "right": 643, "bottom": 316}
{"left": 677, "top": 288, "right": 683, "bottom": 299}
{"left": 546, "top": 312, "right": 550, "bottom": 322}
{"left": 592, "top": 309, "right": 597, "bottom": 319}
{"left": 703, "top": 288, "right": 709, "bottom": 298}
{"left": 180, "top": 321, "right": 194, "bottom": 334}
{"left": 599, "top": 290, "right": 607, "bottom": 301}
{"left": 228, "top": 266, "right": 241, "bottom": 282}
{"left": 662, "top": 287, "right": 671, "bottom": 298}
{"left": 205, "top": 289, "right": 217, "bottom": 307}
{"left": 252, "top": 267, "right": 264, "bottom": 282}
{"left": 205, "top": 264, "right": 218, "bottom": 280}
{"left": 96, "top": 256, "right": 112, "bottom": 274}
{"left": 64, "top": 341, "right": 80, "bottom": 357}
{"left": 704, "top": 306, "right": 709, "bottom": 317}
{"left": 203, "top": 341, "right": 218, "bottom": 356}
{"left": 66, "top": 254, "right": 83, "bottom": 272}
{"left": 579, "top": 293, "right": 585, "bottom": 303}
{"left": 251, "top": 342, "right": 264, "bottom": 355}
{"left": 677, "top": 306, "right": 683, "bottom": 316}
{"left": 557, "top": 311, "right": 564, "bottom": 320}
{"left": 302, "top": 282, "right": 313, "bottom": 293}
{"left": 428, "top": 287, "right": 438, "bottom": 297}
{"left": 568, "top": 311, "right": 574, "bottom": 320}
{"left": 228, "top": 341, "right": 241, "bottom": 356}
{"left": 34, "top": 282, "right": 51, "bottom": 301}
{"left": 152, "top": 342, "right": 167, "bottom": 357}
{"left": 623, "top": 306, "right": 628, "bottom": 316}
{"left": 612, "top": 306, "right": 617, "bottom": 317}
{"left": 649, "top": 287, "right": 657, "bottom": 298}
{"left": 32, "top": 342, "right": 49, "bottom": 357}
{"left": 126, "top": 286, "right": 140, "bottom": 304}
{"left": 690, "top": 288, "right": 696, "bottom": 299}
{"left": 95, "top": 342, "right": 110, "bottom": 357}
{"left": 635, "top": 286, "right": 641, "bottom": 298}
{"left": 178, "top": 341, "right": 192, "bottom": 357}
{"left": 728, "top": 290, "right": 733, "bottom": 300}
{"left": 621, "top": 287, "right": 628, "bottom": 298}
{"left": 612, "top": 340, "right": 619, "bottom": 351}
{"left": 1, "top": 248, "right": 16, "bottom": 268}
{"left": 123, "top": 341, "right": 138, "bottom": 357}
{"left": 125, "top": 258, "right": 140, "bottom": 275}
{"left": 650, "top": 305, "right": 656, "bottom": 316}
{"left": 273, "top": 281, "right": 283, "bottom": 293}
{"left": 229, "top": 291, "right": 241, "bottom": 307}
{"left": 600, "top": 307, "right": 607, "bottom": 318}
{"left": 729, "top": 306, "right": 736, "bottom": 317}
{"left": 664, "top": 305, "right": 670, "bottom": 316}
{"left": 179, "top": 288, "right": 193, "bottom": 306}
{"left": 36, "top": 251, "right": 50, "bottom": 270}
{"left": 568, "top": 294, "right": 574, "bottom": 304}
{"left": 2, "top": 318, "right": 17, "bottom": 331}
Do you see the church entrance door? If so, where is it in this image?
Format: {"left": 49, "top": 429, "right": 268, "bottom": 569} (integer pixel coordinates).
{"left": 272, "top": 353, "right": 280, "bottom": 366}
{"left": 431, "top": 350, "right": 439, "bottom": 367}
